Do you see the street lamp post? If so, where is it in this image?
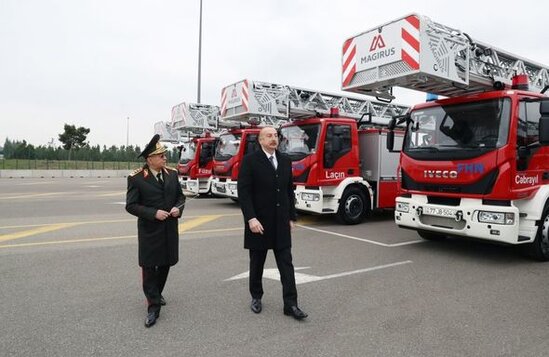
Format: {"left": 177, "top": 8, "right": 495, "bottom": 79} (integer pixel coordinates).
{"left": 197, "top": 0, "right": 203, "bottom": 103}
{"left": 126, "top": 116, "right": 130, "bottom": 147}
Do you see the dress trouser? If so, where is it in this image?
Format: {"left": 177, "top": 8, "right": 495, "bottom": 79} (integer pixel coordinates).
{"left": 142, "top": 265, "right": 170, "bottom": 313}
{"left": 249, "top": 247, "right": 298, "bottom": 308}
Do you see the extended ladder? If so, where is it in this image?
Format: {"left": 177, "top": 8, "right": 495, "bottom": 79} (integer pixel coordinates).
{"left": 220, "top": 79, "right": 410, "bottom": 127}
{"left": 342, "top": 13, "right": 549, "bottom": 99}
{"left": 156, "top": 102, "right": 219, "bottom": 142}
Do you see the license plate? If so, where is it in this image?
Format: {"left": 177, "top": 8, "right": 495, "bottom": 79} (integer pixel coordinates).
{"left": 422, "top": 206, "right": 456, "bottom": 218}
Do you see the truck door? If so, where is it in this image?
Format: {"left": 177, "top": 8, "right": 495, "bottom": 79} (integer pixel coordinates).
{"left": 199, "top": 141, "right": 215, "bottom": 168}
{"left": 322, "top": 124, "right": 354, "bottom": 183}
{"left": 516, "top": 101, "right": 546, "bottom": 190}
{"left": 244, "top": 133, "right": 259, "bottom": 155}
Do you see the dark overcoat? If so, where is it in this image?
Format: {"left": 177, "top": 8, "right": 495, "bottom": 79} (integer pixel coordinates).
{"left": 238, "top": 149, "right": 297, "bottom": 250}
{"left": 126, "top": 165, "right": 185, "bottom": 267}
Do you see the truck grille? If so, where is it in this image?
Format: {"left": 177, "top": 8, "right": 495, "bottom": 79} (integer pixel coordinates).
{"left": 419, "top": 215, "right": 467, "bottom": 230}
{"left": 401, "top": 169, "right": 498, "bottom": 195}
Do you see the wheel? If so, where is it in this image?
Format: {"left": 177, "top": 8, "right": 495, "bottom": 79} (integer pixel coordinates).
{"left": 417, "top": 230, "right": 447, "bottom": 241}
{"left": 525, "top": 209, "right": 549, "bottom": 261}
{"left": 336, "top": 187, "right": 368, "bottom": 225}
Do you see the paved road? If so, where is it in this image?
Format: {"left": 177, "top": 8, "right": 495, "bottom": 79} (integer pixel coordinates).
{"left": 1, "top": 178, "right": 548, "bottom": 357}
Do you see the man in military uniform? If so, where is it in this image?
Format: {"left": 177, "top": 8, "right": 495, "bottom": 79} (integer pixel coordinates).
{"left": 126, "top": 134, "right": 186, "bottom": 328}
{"left": 237, "top": 126, "right": 308, "bottom": 320}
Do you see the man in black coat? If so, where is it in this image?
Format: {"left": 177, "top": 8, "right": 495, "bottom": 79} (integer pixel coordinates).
{"left": 126, "top": 134, "right": 186, "bottom": 328}
{"left": 237, "top": 126, "right": 308, "bottom": 320}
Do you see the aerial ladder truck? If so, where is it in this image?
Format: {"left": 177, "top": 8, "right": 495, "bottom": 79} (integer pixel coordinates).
{"left": 343, "top": 13, "right": 549, "bottom": 259}
{"left": 215, "top": 79, "right": 410, "bottom": 224}
{"left": 211, "top": 79, "right": 290, "bottom": 199}
{"left": 155, "top": 101, "right": 219, "bottom": 195}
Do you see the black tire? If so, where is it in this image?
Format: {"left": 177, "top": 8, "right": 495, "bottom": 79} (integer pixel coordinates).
{"left": 417, "top": 230, "right": 447, "bottom": 241}
{"left": 525, "top": 208, "right": 549, "bottom": 261}
{"left": 336, "top": 187, "right": 369, "bottom": 225}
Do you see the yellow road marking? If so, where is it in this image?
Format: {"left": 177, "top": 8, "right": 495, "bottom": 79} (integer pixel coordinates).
{"left": 0, "top": 219, "right": 317, "bottom": 249}
{"left": 0, "top": 223, "right": 79, "bottom": 243}
{"left": 0, "top": 235, "right": 136, "bottom": 248}
{"left": 0, "top": 227, "right": 244, "bottom": 249}
{"left": 0, "top": 213, "right": 242, "bottom": 230}
{"left": 294, "top": 216, "right": 320, "bottom": 225}
{"left": 0, "top": 219, "right": 134, "bottom": 229}
{"left": 179, "top": 215, "right": 224, "bottom": 232}
{"left": 0, "top": 192, "right": 62, "bottom": 200}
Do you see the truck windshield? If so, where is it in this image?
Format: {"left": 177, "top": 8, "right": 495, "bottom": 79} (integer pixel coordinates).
{"left": 403, "top": 98, "right": 511, "bottom": 160}
{"left": 215, "top": 133, "right": 241, "bottom": 161}
{"left": 279, "top": 124, "right": 320, "bottom": 161}
{"left": 179, "top": 142, "right": 196, "bottom": 164}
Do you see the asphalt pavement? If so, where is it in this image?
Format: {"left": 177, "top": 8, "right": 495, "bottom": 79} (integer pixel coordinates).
{"left": 1, "top": 177, "right": 548, "bottom": 357}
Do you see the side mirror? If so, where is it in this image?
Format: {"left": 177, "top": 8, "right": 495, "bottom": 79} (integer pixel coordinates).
{"left": 540, "top": 117, "right": 549, "bottom": 145}
{"left": 388, "top": 118, "right": 396, "bottom": 130}
{"left": 387, "top": 130, "right": 395, "bottom": 151}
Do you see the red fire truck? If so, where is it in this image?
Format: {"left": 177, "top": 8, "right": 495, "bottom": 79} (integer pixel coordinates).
{"left": 211, "top": 125, "right": 261, "bottom": 199}
{"left": 343, "top": 14, "right": 549, "bottom": 259}
{"left": 177, "top": 132, "right": 218, "bottom": 195}
{"left": 155, "top": 102, "right": 219, "bottom": 195}
{"left": 218, "top": 79, "right": 410, "bottom": 223}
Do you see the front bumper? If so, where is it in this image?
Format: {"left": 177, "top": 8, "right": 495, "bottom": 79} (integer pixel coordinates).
{"left": 394, "top": 195, "right": 530, "bottom": 244}
{"left": 211, "top": 178, "right": 238, "bottom": 198}
{"left": 294, "top": 186, "right": 339, "bottom": 215}
{"left": 180, "top": 177, "right": 212, "bottom": 195}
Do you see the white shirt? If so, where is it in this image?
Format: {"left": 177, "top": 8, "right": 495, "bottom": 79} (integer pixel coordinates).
{"left": 149, "top": 168, "right": 163, "bottom": 182}
{"left": 261, "top": 148, "right": 278, "bottom": 169}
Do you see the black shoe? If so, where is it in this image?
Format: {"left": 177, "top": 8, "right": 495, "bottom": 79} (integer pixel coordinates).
{"left": 250, "top": 298, "right": 262, "bottom": 314}
{"left": 283, "top": 306, "right": 308, "bottom": 320}
{"left": 144, "top": 311, "right": 159, "bottom": 328}
{"left": 160, "top": 296, "right": 166, "bottom": 306}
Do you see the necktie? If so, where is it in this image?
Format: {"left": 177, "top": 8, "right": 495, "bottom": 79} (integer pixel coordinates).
{"left": 269, "top": 155, "right": 276, "bottom": 170}
{"left": 156, "top": 172, "right": 164, "bottom": 185}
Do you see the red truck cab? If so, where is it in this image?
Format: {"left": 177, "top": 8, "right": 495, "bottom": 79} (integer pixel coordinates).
{"left": 177, "top": 133, "right": 217, "bottom": 195}
{"left": 211, "top": 127, "right": 261, "bottom": 199}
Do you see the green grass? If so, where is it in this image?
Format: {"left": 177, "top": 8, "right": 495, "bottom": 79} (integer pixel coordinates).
{"left": 0, "top": 159, "right": 178, "bottom": 170}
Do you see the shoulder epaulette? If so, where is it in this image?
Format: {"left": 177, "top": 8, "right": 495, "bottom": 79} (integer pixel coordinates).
{"left": 129, "top": 167, "right": 144, "bottom": 177}
{"left": 165, "top": 166, "right": 177, "bottom": 172}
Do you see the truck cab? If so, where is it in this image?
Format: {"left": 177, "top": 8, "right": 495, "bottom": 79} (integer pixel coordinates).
{"left": 177, "top": 133, "right": 217, "bottom": 195}
{"left": 279, "top": 113, "right": 402, "bottom": 224}
{"left": 393, "top": 90, "right": 549, "bottom": 259}
{"left": 211, "top": 127, "right": 261, "bottom": 199}
{"left": 342, "top": 13, "right": 549, "bottom": 259}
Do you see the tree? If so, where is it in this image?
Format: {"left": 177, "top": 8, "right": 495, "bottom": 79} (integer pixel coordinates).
{"left": 58, "top": 124, "right": 90, "bottom": 160}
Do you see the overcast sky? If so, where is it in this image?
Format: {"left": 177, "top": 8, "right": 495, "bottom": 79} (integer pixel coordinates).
{"left": 2, "top": 0, "right": 548, "bottom": 148}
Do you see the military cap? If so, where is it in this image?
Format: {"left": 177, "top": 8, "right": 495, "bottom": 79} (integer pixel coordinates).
{"left": 138, "top": 134, "right": 167, "bottom": 159}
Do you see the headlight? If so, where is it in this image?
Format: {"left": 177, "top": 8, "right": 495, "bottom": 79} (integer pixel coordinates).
{"left": 395, "top": 201, "right": 409, "bottom": 213}
{"left": 301, "top": 192, "right": 320, "bottom": 201}
{"left": 187, "top": 181, "right": 197, "bottom": 188}
{"left": 478, "top": 211, "right": 514, "bottom": 225}
{"left": 228, "top": 184, "right": 237, "bottom": 191}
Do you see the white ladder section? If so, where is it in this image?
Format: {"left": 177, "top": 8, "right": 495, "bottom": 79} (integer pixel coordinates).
{"left": 220, "top": 79, "right": 410, "bottom": 127}
{"left": 342, "top": 13, "right": 549, "bottom": 99}
{"left": 155, "top": 102, "right": 219, "bottom": 143}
